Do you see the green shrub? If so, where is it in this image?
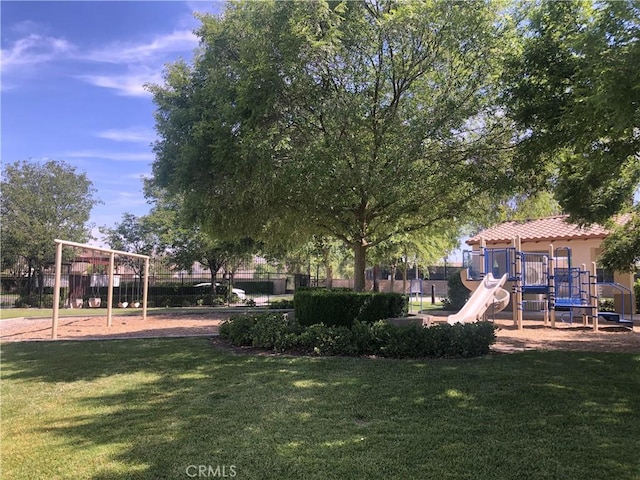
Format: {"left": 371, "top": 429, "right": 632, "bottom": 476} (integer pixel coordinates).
{"left": 15, "top": 294, "right": 60, "bottom": 308}
{"left": 350, "top": 321, "right": 375, "bottom": 355}
{"left": 442, "top": 272, "right": 470, "bottom": 311}
{"left": 294, "top": 290, "right": 407, "bottom": 327}
{"left": 358, "top": 293, "right": 408, "bottom": 324}
{"left": 219, "top": 312, "right": 496, "bottom": 359}
{"left": 250, "top": 313, "right": 301, "bottom": 351}
{"left": 233, "top": 281, "right": 274, "bottom": 295}
{"left": 220, "top": 313, "right": 301, "bottom": 351}
{"left": 296, "top": 323, "right": 357, "bottom": 356}
{"left": 598, "top": 298, "right": 615, "bottom": 312}
{"left": 197, "top": 294, "right": 226, "bottom": 306}
{"left": 219, "top": 314, "right": 257, "bottom": 346}
{"left": 634, "top": 279, "right": 640, "bottom": 314}
{"left": 268, "top": 299, "right": 295, "bottom": 309}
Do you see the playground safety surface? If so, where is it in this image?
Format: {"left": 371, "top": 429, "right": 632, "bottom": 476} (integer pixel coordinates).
{"left": 1, "top": 311, "right": 638, "bottom": 354}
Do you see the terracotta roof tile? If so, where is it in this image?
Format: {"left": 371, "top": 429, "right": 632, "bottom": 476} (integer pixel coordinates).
{"left": 466, "top": 215, "right": 628, "bottom": 245}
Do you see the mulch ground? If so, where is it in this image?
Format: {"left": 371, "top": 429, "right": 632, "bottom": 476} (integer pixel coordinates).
{"left": 1, "top": 311, "right": 638, "bottom": 354}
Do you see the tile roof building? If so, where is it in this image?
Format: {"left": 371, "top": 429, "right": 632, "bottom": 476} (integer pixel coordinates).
{"left": 466, "top": 215, "right": 625, "bottom": 246}
{"left": 466, "top": 214, "right": 635, "bottom": 313}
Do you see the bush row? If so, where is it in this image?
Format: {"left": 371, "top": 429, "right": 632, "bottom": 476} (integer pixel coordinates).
{"left": 14, "top": 293, "right": 237, "bottom": 309}
{"left": 219, "top": 313, "right": 496, "bottom": 359}
{"left": 293, "top": 289, "right": 408, "bottom": 327}
{"left": 268, "top": 299, "right": 295, "bottom": 309}
{"left": 233, "top": 281, "right": 275, "bottom": 295}
{"left": 14, "top": 294, "right": 59, "bottom": 308}
{"left": 442, "top": 272, "right": 470, "bottom": 311}
{"left": 149, "top": 294, "right": 230, "bottom": 308}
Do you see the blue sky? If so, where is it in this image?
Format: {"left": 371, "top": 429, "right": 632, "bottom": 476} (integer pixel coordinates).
{"left": 1, "top": 1, "right": 223, "bottom": 242}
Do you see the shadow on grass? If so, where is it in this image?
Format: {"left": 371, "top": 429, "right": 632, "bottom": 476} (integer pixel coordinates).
{"left": 2, "top": 339, "right": 640, "bottom": 480}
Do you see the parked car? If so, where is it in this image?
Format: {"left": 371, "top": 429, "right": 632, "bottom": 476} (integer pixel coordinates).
{"left": 193, "top": 282, "right": 246, "bottom": 300}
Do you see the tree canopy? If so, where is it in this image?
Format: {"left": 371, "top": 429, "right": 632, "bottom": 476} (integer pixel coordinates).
{"left": 149, "top": 0, "right": 520, "bottom": 290}
{"left": 99, "top": 213, "right": 159, "bottom": 257}
{"left": 1, "top": 159, "right": 99, "bottom": 286}
{"left": 503, "top": 0, "right": 639, "bottom": 270}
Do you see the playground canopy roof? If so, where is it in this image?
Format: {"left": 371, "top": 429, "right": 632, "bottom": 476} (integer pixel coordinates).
{"left": 466, "top": 214, "right": 630, "bottom": 246}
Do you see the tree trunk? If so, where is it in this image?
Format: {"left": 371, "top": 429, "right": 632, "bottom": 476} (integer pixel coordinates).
{"left": 324, "top": 252, "right": 333, "bottom": 289}
{"left": 390, "top": 264, "right": 397, "bottom": 293}
{"left": 209, "top": 270, "right": 217, "bottom": 296}
{"left": 353, "top": 242, "right": 367, "bottom": 292}
{"left": 402, "top": 264, "right": 408, "bottom": 295}
{"left": 27, "top": 259, "right": 34, "bottom": 295}
{"left": 372, "top": 265, "right": 380, "bottom": 292}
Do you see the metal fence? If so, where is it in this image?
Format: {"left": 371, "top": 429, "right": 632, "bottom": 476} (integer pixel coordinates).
{"left": 1, "top": 257, "right": 460, "bottom": 309}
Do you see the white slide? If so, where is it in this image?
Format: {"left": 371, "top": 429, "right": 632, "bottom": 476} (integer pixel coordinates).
{"left": 447, "top": 273, "right": 509, "bottom": 325}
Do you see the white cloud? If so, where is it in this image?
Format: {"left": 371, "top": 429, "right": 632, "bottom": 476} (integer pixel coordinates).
{"left": 97, "top": 127, "right": 156, "bottom": 143}
{"left": 10, "top": 20, "right": 45, "bottom": 35}
{"left": 3, "top": 25, "right": 195, "bottom": 96}
{"left": 0, "top": 34, "right": 75, "bottom": 73}
{"left": 61, "top": 150, "right": 155, "bottom": 162}
{"left": 77, "top": 68, "right": 163, "bottom": 97}
{"left": 85, "top": 30, "right": 198, "bottom": 65}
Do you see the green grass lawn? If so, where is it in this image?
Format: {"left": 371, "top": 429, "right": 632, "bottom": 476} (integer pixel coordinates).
{"left": 2, "top": 338, "right": 639, "bottom": 480}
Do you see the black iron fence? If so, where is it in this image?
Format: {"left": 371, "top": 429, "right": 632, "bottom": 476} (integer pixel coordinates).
{"left": 1, "top": 258, "right": 458, "bottom": 309}
{"left": 0, "top": 269, "right": 303, "bottom": 309}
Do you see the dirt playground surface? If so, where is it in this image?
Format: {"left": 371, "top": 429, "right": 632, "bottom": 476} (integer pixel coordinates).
{"left": 1, "top": 311, "right": 638, "bottom": 354}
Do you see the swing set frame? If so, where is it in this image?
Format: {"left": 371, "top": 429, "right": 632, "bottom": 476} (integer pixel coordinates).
{"left": 51, "top": 239, "right": 150, "bottom": 339}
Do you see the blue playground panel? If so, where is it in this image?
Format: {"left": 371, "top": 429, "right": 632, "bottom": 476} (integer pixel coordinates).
{"left": 520, "top": 252, "right": 549, "bottom": 293}
{"left": 463, "top": 246, "right": 633, "bottom": 327}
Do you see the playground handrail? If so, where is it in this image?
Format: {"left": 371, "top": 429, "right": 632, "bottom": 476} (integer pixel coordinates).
{"left": 596, "top": 282, "right": 634, "bottom": 324}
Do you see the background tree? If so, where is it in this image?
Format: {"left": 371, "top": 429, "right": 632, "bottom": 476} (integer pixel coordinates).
{"left": 1, "top": 159, "right": 99, "bottom": 296}
{"left": 99, "top": 213, "right": 158, "bottom": 257}
{"left": 503, "top": 0, "right": 640, "bottom": 270}
{"left": 99, "top": 213, "right": 159, "bottom": 301}
{"left": 149, "top": 0, "right": 521, "bottom": 291}
{"left": 469, "top": 191, "right": 562, "bottom": 232}
{"left": 141, "top": 190, "right": 259, "bottom": 293}
{"left": 370, "top": 225, "right": 460, "bottom": 292}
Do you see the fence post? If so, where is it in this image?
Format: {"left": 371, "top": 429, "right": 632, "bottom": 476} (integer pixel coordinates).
{"left": 52, "top": 241, "right": 63, "bottom": 339}
{"left": 107, "top": 252, "right": 115, "bottom": 327}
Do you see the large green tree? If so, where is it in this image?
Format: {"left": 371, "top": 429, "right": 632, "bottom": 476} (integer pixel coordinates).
{"left": 149, "top": 0, "right": 519, "bottom": 290}
{"left": 503, "top": 0, "right": 640, "bottom": 270}
{"left": 1, "top": 159, "right": 99, "bottom": 292}
{"left": 99, "top": 213, "right": 159, "bottom": 257}
{"left": 139, "top": 189, "right": 259, "bottom": 290}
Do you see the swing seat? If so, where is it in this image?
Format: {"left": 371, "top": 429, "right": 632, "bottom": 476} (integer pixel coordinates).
{"left": 118, "top": 302, "right": 129, "bottom": 308}
{"left": 132, "top": 302, "right": 140, "bottom": 308}
{"left": 89, "top": 297, "right": 101, "bottom": 308}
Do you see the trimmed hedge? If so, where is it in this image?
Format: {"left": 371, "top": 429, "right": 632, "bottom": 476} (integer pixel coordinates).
{"left": 219, "top": 312, "right": 496, "bottom": 358}
{"left": 219, "top": 312, "right": 302, "bottom": 350}
{"left": 233, "top": 281, "right": 275, "bottom": 295}
{"left": 294, "top": 289, "right": 408, "bottom": 327}
{"left": 268, "top": 299, "right": 295, "bottom": 309}
{"left": 442, "top": 271, "right": 470, "bottom": 311}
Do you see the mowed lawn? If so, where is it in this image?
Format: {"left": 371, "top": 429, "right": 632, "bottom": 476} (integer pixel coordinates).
{"left": 2, "top": 338, "right": 639, "bottom": 480}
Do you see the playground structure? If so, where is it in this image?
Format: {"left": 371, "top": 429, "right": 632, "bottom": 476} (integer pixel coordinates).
{"left": 455, "top": 236, "right": 635, "bottom": 331}
{"left": 51, "top": 239, "right": 150, "bottom": 339}
{"left": 447, "top": 273, "right": 510, "bottom": 325}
